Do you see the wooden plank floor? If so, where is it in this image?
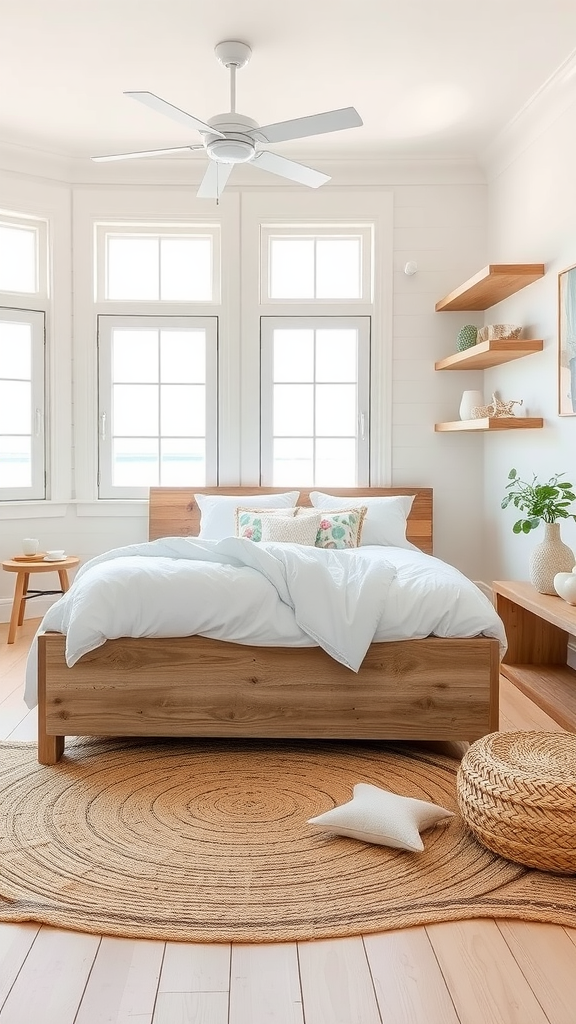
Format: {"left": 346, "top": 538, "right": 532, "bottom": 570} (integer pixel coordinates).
{"left": 0, "top": 619, "right": 575, "bottom": 1024}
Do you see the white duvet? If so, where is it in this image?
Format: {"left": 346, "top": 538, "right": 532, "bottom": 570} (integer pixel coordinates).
{"left": 24, "top": 537, "right": 507, "bottom": 709}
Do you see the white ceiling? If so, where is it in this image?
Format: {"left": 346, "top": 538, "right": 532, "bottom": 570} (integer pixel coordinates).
{"left": 2, "top": 0, "right": 576, "bottom": 165}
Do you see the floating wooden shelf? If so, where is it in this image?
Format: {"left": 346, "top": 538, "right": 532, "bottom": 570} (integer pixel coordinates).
{"left": 434, "top": 417, "right": 544, "bottom": 432}
{"left": 435, "top": 264, "right": 545, "bottom": 312}
{"left": 435, "top": 338, "right": 544, "bottom": 371}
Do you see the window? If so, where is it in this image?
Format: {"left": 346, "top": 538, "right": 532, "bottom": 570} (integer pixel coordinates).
{"left": 0, "top": 213, "right": 48, "bottom": 501}
{"left": 97, "top": 316, "right": 217, "bottom": 499}
{"left": 95, "top": 225, "right": 220, "bottom": 303}
{"left": 0, "top": 309, "right": 46, "bottom": 500}
{"left": 261, "top": 226, "right": 372, "bottom": 302}
{"left": 260, "top": 318, "right": 370, "bottom": 486}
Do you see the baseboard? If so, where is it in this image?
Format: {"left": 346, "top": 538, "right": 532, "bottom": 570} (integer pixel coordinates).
{"left": 0, "top": 595, "right": 59, "bottom": 625}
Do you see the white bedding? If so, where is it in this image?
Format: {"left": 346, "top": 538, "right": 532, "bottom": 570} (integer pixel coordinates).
{"left": 24, "top": 538, "right": 507, "bottom": 709}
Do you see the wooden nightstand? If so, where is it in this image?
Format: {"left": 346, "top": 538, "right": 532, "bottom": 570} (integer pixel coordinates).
{"left": 492, "top": 580, "right": 576, "bottom": 732}
{"left": 2, "top": 556, "right": 80, "bottom": 644}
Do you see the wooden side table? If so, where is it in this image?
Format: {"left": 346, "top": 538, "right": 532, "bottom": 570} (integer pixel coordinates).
{"left": 492, "top": 580, "right": 576, "bottom": 732}
{"left": 2, "top": 556, "right": 80, "bottom": 644}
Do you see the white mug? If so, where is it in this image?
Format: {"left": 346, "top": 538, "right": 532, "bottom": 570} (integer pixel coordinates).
{"left": 22, "top": 537, "right": 39, "bottom": 555}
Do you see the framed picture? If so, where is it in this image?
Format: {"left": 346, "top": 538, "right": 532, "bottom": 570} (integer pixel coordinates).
{"left": 558, "top": 263, "right": 576, "bottom": 416}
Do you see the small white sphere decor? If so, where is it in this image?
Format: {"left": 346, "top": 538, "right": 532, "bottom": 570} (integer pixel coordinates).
{"left": 553, "top": 571, "right": 576, "bottom": 605}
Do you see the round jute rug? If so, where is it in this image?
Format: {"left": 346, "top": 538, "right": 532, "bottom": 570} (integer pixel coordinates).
{"left": 0, "top": 737, "right": 575, "bottom": 942}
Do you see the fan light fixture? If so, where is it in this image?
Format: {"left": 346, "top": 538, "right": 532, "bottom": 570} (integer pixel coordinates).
{"left": 91, "top": 39, "right": 363, "bottom": 199}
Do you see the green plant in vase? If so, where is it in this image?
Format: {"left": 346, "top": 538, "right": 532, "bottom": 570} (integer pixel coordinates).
{"left": 502, "top": 469, "right": 576, "bottom": 594}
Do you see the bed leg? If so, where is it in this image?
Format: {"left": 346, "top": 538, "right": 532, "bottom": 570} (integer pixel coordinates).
{"left": 38, "top": 732, "right": 65, "bottom": 765}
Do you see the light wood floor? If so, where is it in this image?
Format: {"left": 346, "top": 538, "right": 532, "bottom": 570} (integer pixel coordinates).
{"left": 0, "top": 619, "right": 575, "bottom": 1024}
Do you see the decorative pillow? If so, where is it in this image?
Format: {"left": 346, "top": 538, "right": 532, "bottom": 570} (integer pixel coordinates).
{"left": 261, "top": 513, "right": 323, "bottom": 546}
{"left": 235, "top": 507, "right": 298, "bottom": 542}
{"left": 297, "top": 506, "right": 367, "bottom": 549}
{"left": 316, "top": 509, "right": 367, "bottom": 549}
{"left": 308, "top": 783, "right": 454, "bottom": 852}
{"left": 309, "top": 492, "right": 416, "bottom": 549}
{"left": 195, "top": 491, "right": 300, "bottom": 540}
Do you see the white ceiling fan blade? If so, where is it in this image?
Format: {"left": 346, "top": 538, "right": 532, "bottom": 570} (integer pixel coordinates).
{"left": 124, "top": 91, "right": 225, "bottom": 138}
{"left": 92, "top": 146, "right": 204, "bottom": 162}
{"left": 253, "top": 107, "right": 362, "bottom": 144}
{"left": 252, "top": 151, "right": 330, "bottom": 189}
{"left": 196, "top": 161, "right": 234, "bottom": 199}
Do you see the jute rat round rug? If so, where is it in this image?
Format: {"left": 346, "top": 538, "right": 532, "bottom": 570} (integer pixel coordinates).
{"left": 0, "top": 737, "right": 575, "bottom": 942}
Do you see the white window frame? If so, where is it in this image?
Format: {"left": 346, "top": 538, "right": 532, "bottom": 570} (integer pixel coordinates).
{"left": 0, "top": 211, "right": 48, "bottom": 299}
{"left": 97, "top": 314, "right": 218, "bottom": 500}
{"left": 260, "top": 225, "right": 373, "bottom": 304}
{"left": 0, "top": 307, "right": 46, "bottom": 501}
{"left": 94, "top": 223, "right": 222, "bottom": 305}
{"left": 260, "top": 316, "right": 370, "bottom": 487}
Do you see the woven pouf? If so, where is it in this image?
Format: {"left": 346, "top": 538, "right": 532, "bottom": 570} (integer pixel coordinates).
{"left": 457, "top": 731, "right": 576, "bottom": 874}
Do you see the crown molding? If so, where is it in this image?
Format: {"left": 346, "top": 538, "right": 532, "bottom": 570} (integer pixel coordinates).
{"left": 480, "top": 46, "right": 576, "bottom": 180}
{"left": 0, "top": 137, "right": 485, "bottom": 189}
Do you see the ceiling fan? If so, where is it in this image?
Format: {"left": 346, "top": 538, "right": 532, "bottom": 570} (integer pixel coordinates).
{"left": 92, "top": 40, "right": 363, "bottom": 198}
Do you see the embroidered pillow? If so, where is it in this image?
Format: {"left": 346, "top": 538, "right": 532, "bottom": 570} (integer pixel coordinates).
{"left": 309, "top": 492, "right": 416, "bottom": 549}
{"left": 308, "top": 783, "right": 454, "bottom": 852}
{"left": 235, "top": 507, "right": 298, "bottom": 542}
{"left": 260, "top": 513, "right": 323, "bottom": 546}
{"left": 297, "top": 506, "right": 367, "bottom": 549}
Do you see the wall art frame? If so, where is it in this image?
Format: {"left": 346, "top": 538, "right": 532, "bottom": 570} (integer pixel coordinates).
{"left": 558, "top": 262, "right": 576, "bottom": 416}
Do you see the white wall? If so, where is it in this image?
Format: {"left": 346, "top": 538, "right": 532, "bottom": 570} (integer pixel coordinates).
{"left": 0, "top": 157, "right": 489, "bottom": 620}
{"left": 483, "top": 91, "right": 576, "bottom": 583}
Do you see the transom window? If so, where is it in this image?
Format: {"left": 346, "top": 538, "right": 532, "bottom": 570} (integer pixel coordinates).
{"left": 95, "top": 224, "right": 220, "bottom": 303}
{"left": 261, "top": 226, "right": 372, "bottom": 302}
{"left": 260, "top": 317, "right": 370, "bottom": 486}
{"left": 97, "top": 316, "right": 217, "bottom": 499}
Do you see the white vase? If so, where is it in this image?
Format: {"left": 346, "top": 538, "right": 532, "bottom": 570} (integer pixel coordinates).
{"left": 459, "top": 390, "right": 484, "bottom": 420}
{"left": 529, "top": 523, "right": 575, "bottom": 595}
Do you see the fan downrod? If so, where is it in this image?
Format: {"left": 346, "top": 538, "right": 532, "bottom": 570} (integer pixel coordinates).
{"left": 214, "top": 41, "right": 252, "bottom": 70}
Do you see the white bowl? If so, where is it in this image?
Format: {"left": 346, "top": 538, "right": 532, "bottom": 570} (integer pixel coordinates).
{"left": 45, "top": 550, "right": 66, "bottom": 560}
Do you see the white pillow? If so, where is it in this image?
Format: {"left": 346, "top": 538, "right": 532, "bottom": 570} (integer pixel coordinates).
{"left": 195, "top": 491, "right": 300, "bottom": 540}
{"left": 308, "top": 783, "right": 453, "bottom": 852}
{"left": 261, "top": 513, "right": 322, "bottom": 545}
{"left": 309, "top": 492, "right": 416, "bottom": 548}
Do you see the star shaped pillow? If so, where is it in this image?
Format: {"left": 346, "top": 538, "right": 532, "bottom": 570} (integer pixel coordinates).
{"left": 308, "top": 783, "right": 454, "bottom": 852}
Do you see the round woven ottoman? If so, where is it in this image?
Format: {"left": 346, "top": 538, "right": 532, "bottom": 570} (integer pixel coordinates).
{"left": 457, "top": 731, "right": 576, "bottom": 874}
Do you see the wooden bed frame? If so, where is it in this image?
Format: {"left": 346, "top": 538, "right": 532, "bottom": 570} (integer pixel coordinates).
{"left": 37, "top": 487, "right": 500, "bottom": 764}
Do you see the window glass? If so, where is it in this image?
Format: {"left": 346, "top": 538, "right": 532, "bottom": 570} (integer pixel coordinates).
{"left": 316, "top": 238, "right": 361, "bottom": 299}
{"left": 0, "top": 224, "right": 37, "bottom": 293}
{"left": 160, "top": 238, "right": 212, "bottom": 301}
{"left": 107, "top": 237, "right": 159, "bottom": 300}
{"left": 269, "top": 239, "right": 314, "bottom": 298}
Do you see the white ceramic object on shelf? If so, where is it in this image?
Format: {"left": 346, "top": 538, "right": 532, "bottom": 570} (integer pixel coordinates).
{"left": 529, "top": 523, "right": 575, "bottom": 595}
{"left": 459, "top": 390, "right": 484, "bottom": 421}
{"left": 22, "top": 538, "right": 39, "bottom": 555}
{"left": 553, "top": 570, "right": 576, "bottom": 605}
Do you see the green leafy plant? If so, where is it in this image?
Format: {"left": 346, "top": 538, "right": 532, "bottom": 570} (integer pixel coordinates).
{"left": 502, "top": 469, "right": 576, "bottom": 534}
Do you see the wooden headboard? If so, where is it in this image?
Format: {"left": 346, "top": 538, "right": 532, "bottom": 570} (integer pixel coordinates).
{"left": 149, "top": 487, "right": 433, "bottom": 554}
